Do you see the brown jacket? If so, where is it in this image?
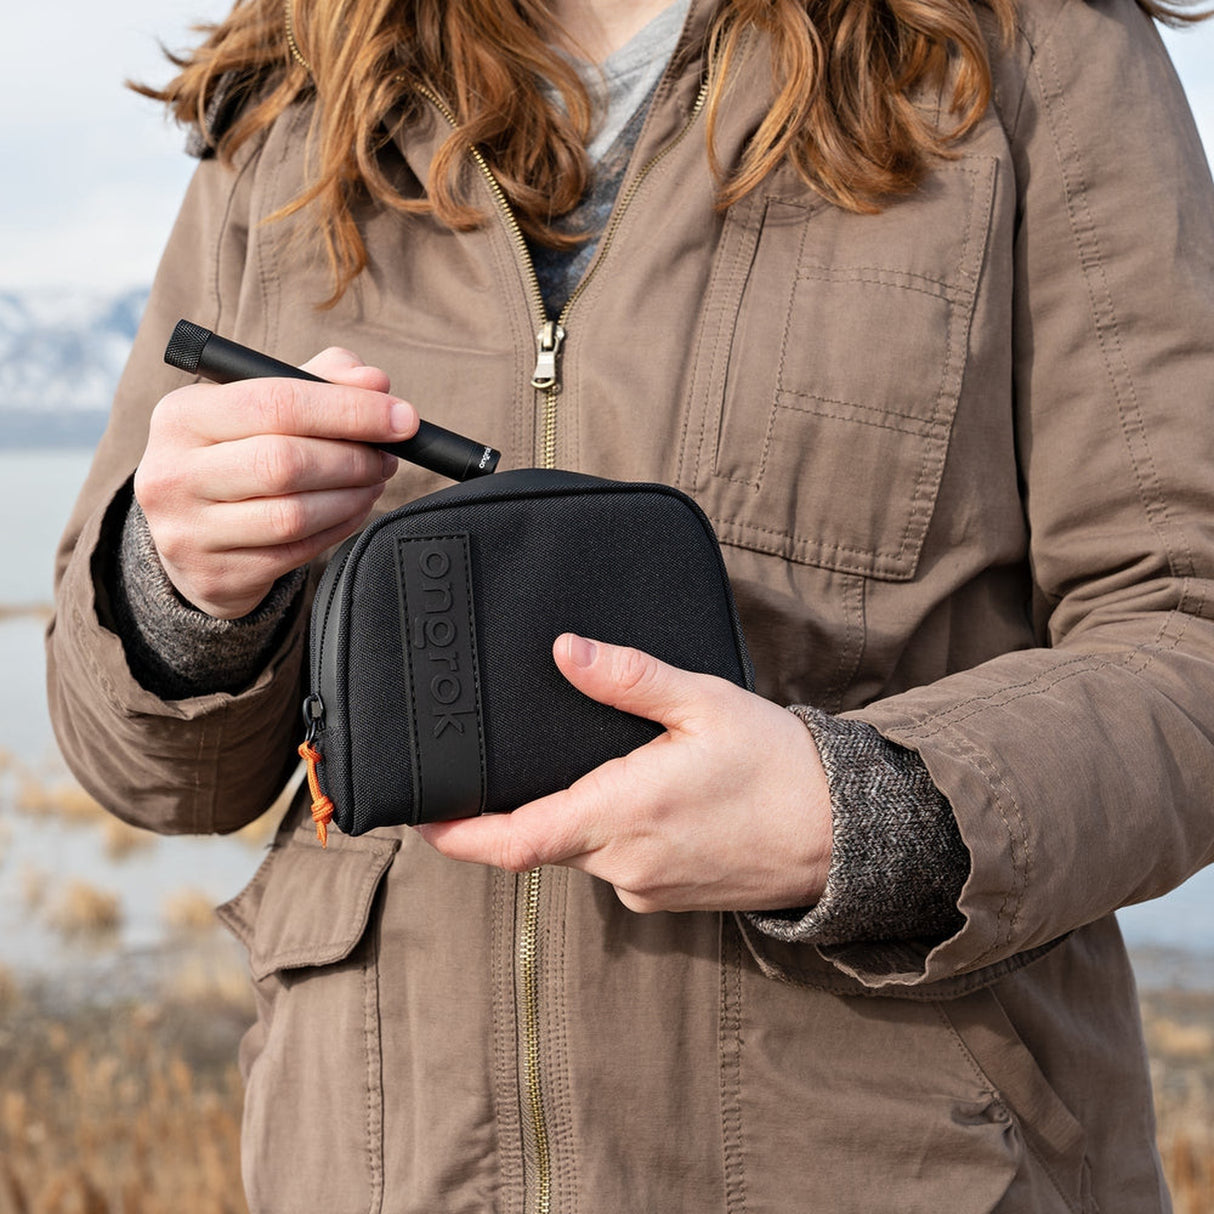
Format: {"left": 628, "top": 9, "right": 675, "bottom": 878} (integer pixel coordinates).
{"left": 47, "top": 0, "right": 1214, "bottom": 1208}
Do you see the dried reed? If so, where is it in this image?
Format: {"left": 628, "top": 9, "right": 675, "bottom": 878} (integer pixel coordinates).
{"left": 163, "top": 889, "right": 222, "bottom": 936}
{"left": 15, "top": 777, "right": 108, "bottom": 826}
{"left": 101, "top": 818, "right": 155, "bottom": 863}
{"left": 0, "top": 603, "right": 52, "bottom": 623}
{"left": 47, "top": 880, "right": 122, "bottom": 941}
{"left": 0, "top": 976, "right": 249, "bottom": 1214}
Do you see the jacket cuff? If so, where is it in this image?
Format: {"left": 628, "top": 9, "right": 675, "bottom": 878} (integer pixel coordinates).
{"left": 108, "top": 488, "right": 306, "bottom": 700}
{"left": 744, "top": 707, "right": 969, "bottom": 949}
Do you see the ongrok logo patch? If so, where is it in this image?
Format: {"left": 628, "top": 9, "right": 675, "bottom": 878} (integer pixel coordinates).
{"left": 395, "top": 533, "right": 486, "bottom": 819}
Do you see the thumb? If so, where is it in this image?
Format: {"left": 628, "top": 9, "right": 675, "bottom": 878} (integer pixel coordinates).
{"left": 553, "top": 634, "right": 701, "bottom": 731}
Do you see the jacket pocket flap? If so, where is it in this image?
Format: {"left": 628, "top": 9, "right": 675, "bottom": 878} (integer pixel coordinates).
{"left": 220, "top": 826, "right": 400, "bottom": 980}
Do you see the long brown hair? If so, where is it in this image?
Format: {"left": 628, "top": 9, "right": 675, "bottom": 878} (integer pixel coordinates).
{"left": 138, "top": 0, "right": 1204, "bottom": 303}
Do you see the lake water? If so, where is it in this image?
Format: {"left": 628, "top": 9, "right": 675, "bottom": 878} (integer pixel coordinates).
{"left": 1, "top": 448, "right": 1211, "bottom": 987}
{"left": 0, "top": 448, "right": 270, "bottom": 981}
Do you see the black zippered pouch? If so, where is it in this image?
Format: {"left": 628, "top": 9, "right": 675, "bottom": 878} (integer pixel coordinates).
{"left": 302, "top": 468, "right": 754, "bottom": 837}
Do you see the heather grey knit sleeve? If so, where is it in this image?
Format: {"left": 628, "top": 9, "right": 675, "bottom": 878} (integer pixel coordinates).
{"left": 109, "top": 496, "right": 306, "bottom": 700}
{"left": 745, "top": 707, "right": 969, "bottom": 947}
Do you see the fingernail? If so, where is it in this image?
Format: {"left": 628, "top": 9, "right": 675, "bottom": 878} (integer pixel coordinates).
{"left": 380, "top": 451, "right": 399, "bottom": 479}
{"left": 567, "top": 635, "right": 597, "bottom": 668}
{"left": 389, "top": 400, "right": 416, "bottom": 437}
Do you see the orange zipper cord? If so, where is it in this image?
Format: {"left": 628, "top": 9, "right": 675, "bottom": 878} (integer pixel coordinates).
{"left": 298, "top": 739, "right": 335, "bottom": 847}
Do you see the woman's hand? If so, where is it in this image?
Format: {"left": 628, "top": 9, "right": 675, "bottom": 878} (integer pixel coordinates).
{"left": 415, "top": 635, "right": 835, "bottom": 914}
{"left": 134, "top": 348, "right": 417, "bottom": 618}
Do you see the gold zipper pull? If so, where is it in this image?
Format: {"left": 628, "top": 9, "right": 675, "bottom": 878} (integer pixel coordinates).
{"left": 531, "top": 321, "right": 566, "bottom": 390}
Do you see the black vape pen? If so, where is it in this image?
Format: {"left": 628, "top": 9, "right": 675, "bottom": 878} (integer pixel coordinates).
{"left": 164, "top": 319, "right": 501, "bottom": 482}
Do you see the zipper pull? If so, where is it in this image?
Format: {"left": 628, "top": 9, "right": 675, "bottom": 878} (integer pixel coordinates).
{"left": 531, "top": 321, "right": 566, "bottom": 390}
{"left": 299, "top": 694, "right": 333, "bottom": 846}
{"left": 302, "top": 693, "right": 325, "bottom": 743}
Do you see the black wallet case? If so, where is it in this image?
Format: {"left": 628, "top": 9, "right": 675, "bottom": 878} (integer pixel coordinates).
{"left": 303, "top": 468, "right": 753, "bottom": 835}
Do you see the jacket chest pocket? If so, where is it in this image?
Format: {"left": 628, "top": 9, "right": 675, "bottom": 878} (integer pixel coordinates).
{"left": 681, "top": 157, "right": 997, "bottom": 581}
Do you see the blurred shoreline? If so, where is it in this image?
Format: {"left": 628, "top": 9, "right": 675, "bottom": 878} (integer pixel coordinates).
{"left": 1129, "top": 944, "right": 1214, "bottom": 994}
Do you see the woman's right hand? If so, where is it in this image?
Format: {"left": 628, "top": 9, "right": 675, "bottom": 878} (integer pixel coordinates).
{"left": 134, "top": 347, "right": 417, "bottom": 619}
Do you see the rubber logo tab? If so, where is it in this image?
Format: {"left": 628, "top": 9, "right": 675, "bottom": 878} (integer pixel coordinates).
{"left": 395, "top": 533, "right": 486, "bottom": 820}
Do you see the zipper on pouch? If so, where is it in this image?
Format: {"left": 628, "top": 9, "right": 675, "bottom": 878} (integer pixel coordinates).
{"left": 298, "top": 534, "right": 360, "bottom": 843}
{"left": 418, "top": 76, "right": 708, "bottom": 1214}
{"left": 300, "top": 532, "right": 359, "bottom": 749}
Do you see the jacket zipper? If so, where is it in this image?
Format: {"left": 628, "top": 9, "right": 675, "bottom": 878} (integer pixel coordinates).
{"left": 418, "top": 78, "right": 708, "bottom": 1214}
{"left": 417, "top": 79, "right": 708, "bottom": 466}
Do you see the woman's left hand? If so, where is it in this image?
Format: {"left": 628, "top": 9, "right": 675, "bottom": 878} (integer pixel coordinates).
{"left": 414, "top": 634, "right": 834, "bottom": 914}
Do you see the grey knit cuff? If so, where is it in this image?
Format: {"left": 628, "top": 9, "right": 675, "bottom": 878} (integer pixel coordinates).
{"left": 745, "top": 707, "right": 969, "bottom": 948}
{"left": 109, "top": 496, "right": 306, "bottom": 700}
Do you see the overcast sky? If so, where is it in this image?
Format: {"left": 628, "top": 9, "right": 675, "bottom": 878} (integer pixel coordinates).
{"left": 2, "top": 1, "right": 1212, "bottom": 292}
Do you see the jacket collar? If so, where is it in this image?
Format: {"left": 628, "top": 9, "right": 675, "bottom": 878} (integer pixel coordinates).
{"left": 392, "top": 0, "right": 731, "bottom": 193}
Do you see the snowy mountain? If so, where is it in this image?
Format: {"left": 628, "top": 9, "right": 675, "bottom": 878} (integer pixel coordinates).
{"left": 0, "top": 287, "right": 147, "bottom": 447}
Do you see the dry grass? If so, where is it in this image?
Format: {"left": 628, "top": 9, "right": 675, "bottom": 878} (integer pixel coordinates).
{"left": 163, "top": 889, "right": 222, "bottom": 936}
{"left": 15, "top": 776, "right": 109, "bottom": 826}
{"left": 1143, "top": 988, "right": 1214, "bottom": 1214}
{"left": 0, "top": 603, "right": 52, "bottom": 623}
{"left": 46, "top": 881, "right": 122, "bottom": 942}
{"left": 1160, "top": 1132, "right": 1214, "bottom": 1214}
{"left": 21, "top": 863, "right": 52, "bottom": 913}
{"left": 0, "top": 973, "right": 250, "bottom": 1214}
{"left": 0, "top": 965, "right": 16, "bottom": 1012}
{"left": 232, "top": 764, "right": 304, "bottom": 851}
{"left": 101, "top": 818, "right": 154, "bottom": 863}
{"left": 7, "top": 759, "right": 283, "bottom": 853}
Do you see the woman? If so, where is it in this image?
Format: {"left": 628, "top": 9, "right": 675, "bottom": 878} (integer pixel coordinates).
{"left": 47, "top": 0, "right": 1214, "bottom": 1208}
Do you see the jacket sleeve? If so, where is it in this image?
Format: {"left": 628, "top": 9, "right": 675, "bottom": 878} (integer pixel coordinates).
{"left": 818, "top": 0, "right": 1214, "bottom": 989}
{"left": 45, "top": 138, "right": 308, "bottom": 835}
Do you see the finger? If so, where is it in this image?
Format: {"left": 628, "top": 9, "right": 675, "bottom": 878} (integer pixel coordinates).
{"left": 299, "top": 346, "right": 392, "bottom": 395}
{"left": 152, "top": 377, "right": 418, "bottom": 447}
{"left": 167, "top": 483, "right": 386, "bottom": 557}
{"left": 414, "top": 783, "right": 607, "bottom": 873}
{"left": 553, "top": 635, "right": 713, "bottom": 731}
{"left": 200, "top": 434, "right": 397, "bottom": 502}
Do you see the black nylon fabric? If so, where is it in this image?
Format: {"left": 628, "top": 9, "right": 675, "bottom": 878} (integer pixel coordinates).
{"left": 309, "top": 469, "right": 754, "bottom": 835}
